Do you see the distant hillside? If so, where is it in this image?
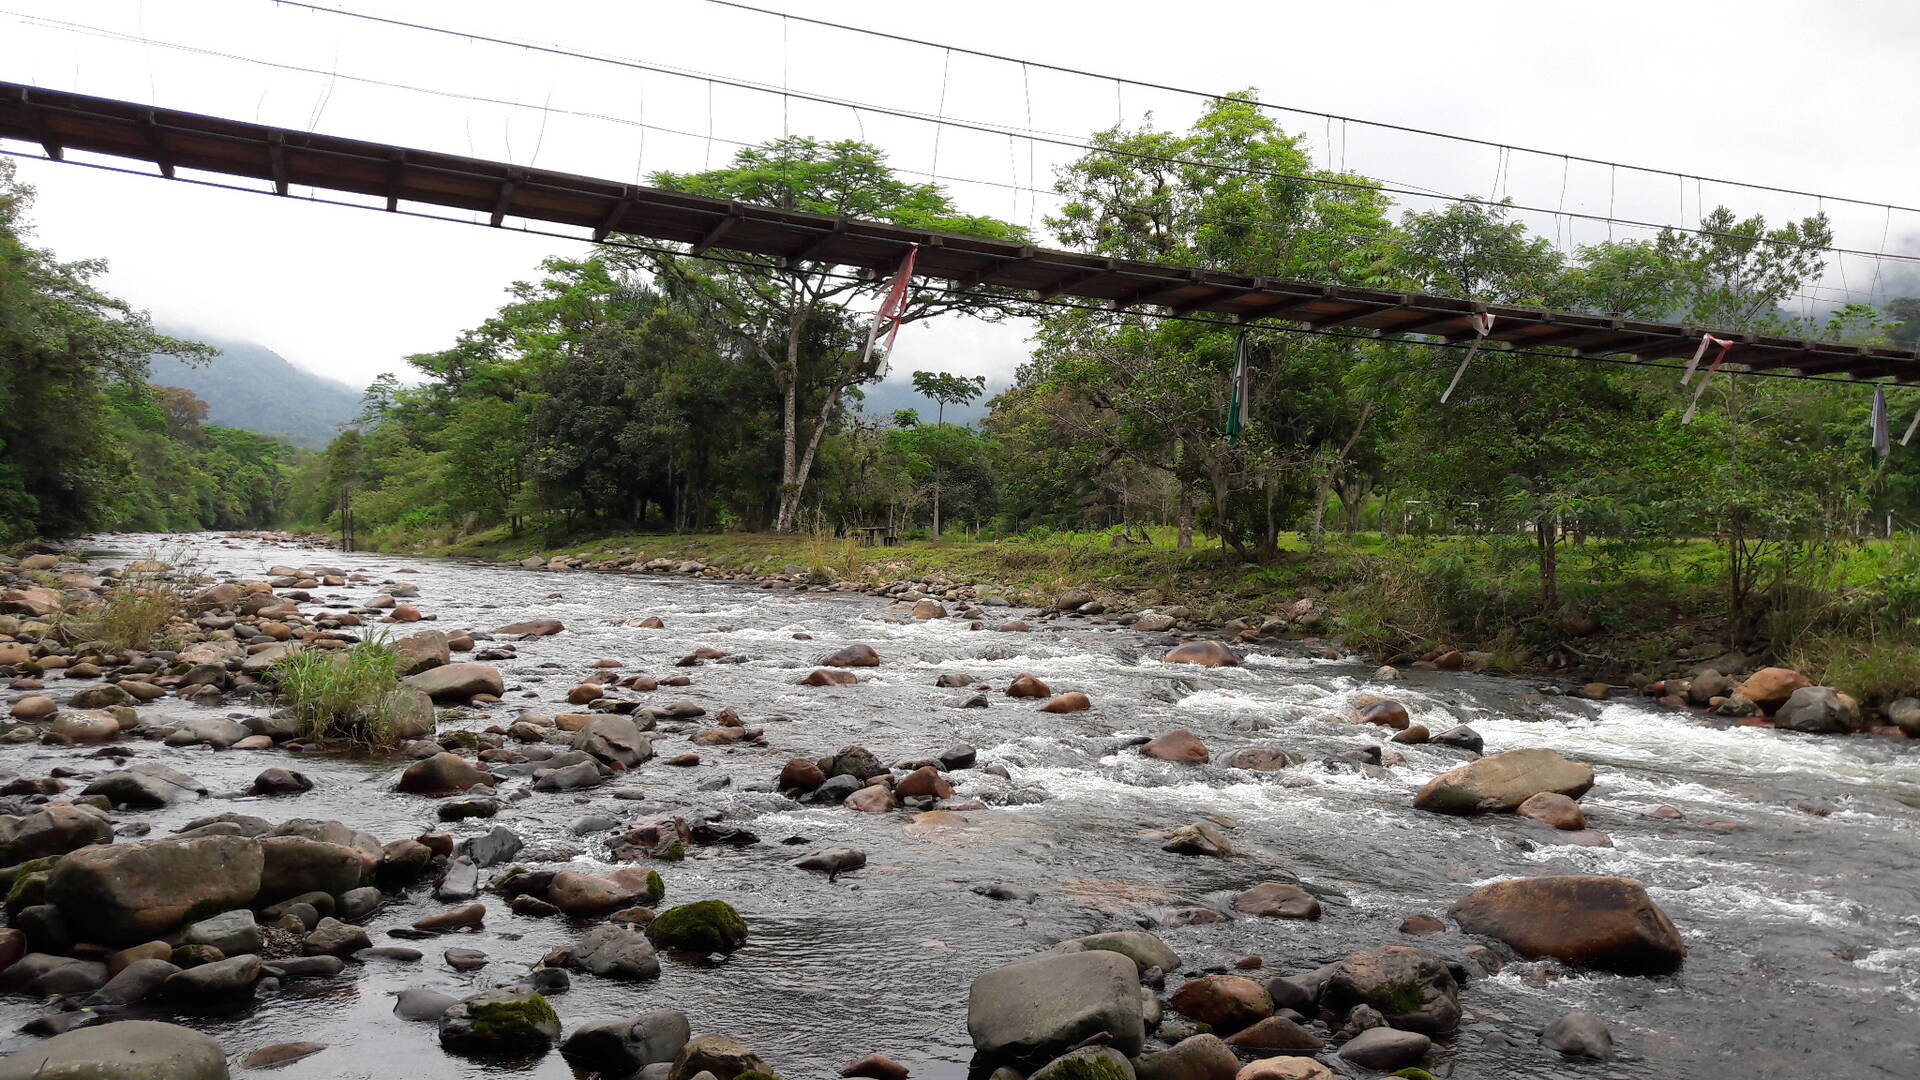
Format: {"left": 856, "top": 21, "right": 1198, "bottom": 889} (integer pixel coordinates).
{"left": 148, "top": 330, "right": 364, "bottom": 448}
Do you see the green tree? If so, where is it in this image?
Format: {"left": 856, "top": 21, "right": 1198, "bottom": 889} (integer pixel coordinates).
{"left": 636, "top": 136, "right": 1027, "bottom": 532}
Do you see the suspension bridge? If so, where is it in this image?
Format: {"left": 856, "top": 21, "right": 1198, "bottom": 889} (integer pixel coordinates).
{"left": 2, "top": 78, "right": 1916, "bottom": 383}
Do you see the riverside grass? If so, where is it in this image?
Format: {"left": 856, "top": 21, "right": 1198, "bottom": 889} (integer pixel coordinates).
{"left": 267, "top": 635, "right": 415, "bottom": 748}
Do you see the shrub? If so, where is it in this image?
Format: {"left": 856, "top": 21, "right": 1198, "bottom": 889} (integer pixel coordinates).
{"left": 268, "top": 637, "right": 417, "bottom": 747}
{"left": 72, "top": 549, "right": 197, "bottom": 652}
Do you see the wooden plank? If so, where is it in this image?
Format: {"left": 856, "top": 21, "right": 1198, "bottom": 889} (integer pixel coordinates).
{"left": 592, "top": 195, "right": 633, "bottom": 242}
{"left": 688, "top": 206, "right": 745, "bottom": 255}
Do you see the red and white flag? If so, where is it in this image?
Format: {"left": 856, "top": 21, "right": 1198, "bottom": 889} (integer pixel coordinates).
{"left": 859, "top": 243, "right": 920, "bottom": 371}
{"left": 1680, "top": 333, "right": 1735, "bottom": 425}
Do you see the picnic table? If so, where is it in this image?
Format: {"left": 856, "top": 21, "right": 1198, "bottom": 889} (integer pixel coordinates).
{"left": 853, "top": 525, "right": 898, "bottom": 547}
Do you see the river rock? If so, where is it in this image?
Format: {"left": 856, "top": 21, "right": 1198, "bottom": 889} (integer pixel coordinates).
{"left": 1162, "top": 641, "right": 1241, "bottom": 667}
{"left": 1733, "top": 666, "right": 1810, "bottom": 713}
{"left": 393, "top": 988, "right": 457, "bottom": 1021}
{"left": 232, "top": 1043, "right": 326, "bottom": 1070}
{"left": 1162, "top": 822, "right": 1233, "bottom": 857}
{"left": 81, "top": 762, "right": 206, "bottom": 808}
{"left": 495, "top": 619, "right": 565, "bottom": 637}
{"left": 968, "top": 950, "right": 1145, "bottom": 1063}
{"left": 181, "top": 910, "right": 261, "bottom": 955}
{"left": 895, "top": 766, "right": 952, "bottom": 799}
{"left": 822, "top": 644, "right": 880, "bottom": 667}
{"left": 1031, "top": 1047, "right": 1133, "bottom": 1080}
{"left": 1542, "top": 1010, "right": 1614, "bottom": 1059}
{"left": 392, "top": 630, "right": 451, "bottom": 676}
{"left": 1134, "top": 1034, "right": 1238, "bottom": 1080}
{"left": 0, "top": 953, "right": 108, "bottom": 995}
{"left": 1450, "top": 875, "right": 1685, "bottom": 972}
{"left": 49, "top": 834, "right": 262, "bottom": 946}
{"left": 535, "top": 759, "right": 608, "bottom": 792}
{"left": 1230, "top": 882, "right": 1322, "bottom": 920}
{"left": 1414, "top": 747, "right": 1594, "bottom": 814}
{"left": 165, "top": 952, "right": 261, "bottom": 998}
{"left": 1887, "top": 697, "right": 1920, "bottom": 736}
{"left": 1006, "top": 674, "right": 1051, "bottom": 698}
{"left": 1169, "top": 974, "right": 1272, "bottom": 1033}
{"left": 778, "top": 758, "right": 826, "bottom": 791}
{"left": 1776, "top": 686, "right": 1862, "bottom": 734}
{"left": 0, "top": 802, "right": 111, "bottom": 864}
{"left": 398, "top": 752, "right": 494, "bottom": 794}
{"left": 1354, "top": 698, "right": 1410, "bottom": 729}
{"left": 1224, "top": 747, "right": 1290, "bottom": 771}
{"left": 1054, "top": 930, "right": 1180, "bottom": 973}
{"left": 302, "top": 917, "right": 371, "bottom": 956}
{"left": 404, "top": 663, "right": 504, "bottom": 702}
{"left": 246, "top": 768, "right": 313, "bottom": 796}
{"left": 548, "top": 869, "right": 661, "bottom": 916}
{"left": 1142, "top": 729, "right": 1209, "bottom": 763}
{"left": 1224, "top": 1014, "right": 1322, "bottom": 1051}
{"left": 258, "top": 834, "right": 376, "bottom": 902}
{"left": 1322, "top": 946, "right": 1459, "bottom": 1035}
{"left": 573, "top": 714, "right": 654, "bottom": 768}
{"left": 1516, "top": 791, "right": 1586, "bottom": 830}
{"left": 439, "top": 988, "right": 561, "bottom": 1055}
{"left": 1337, "top": 1025, "right": 1431, "bottom": 1069}
{"left": 1039, "top": 692, "right": 1091, "bottom": 713}
{"left": 88, "top": 957, "right": 180, "bottom": 1006}
{"left": 841, "top": 1051, "right": 911, "bottom": 1080}
{"left": 646, "top": 900, "right": 747, "bottom": 952}
{"left": 822, "top": 745, "right": 887, "bottom": 781}
{"left": 570, "top": 924, "right": 662, "bottom": 981}
{"left": 1429, "top": 725, "right": 1483, "bottom": 752}
{"left": 670, "top": 1034, "right": 770, "bottom": 1080}
{"left": 0, "top": 1020, "right": 228, "bottom": 1080}
{"left": 561, "top": 1009, "right": 691, "bottom": 1074}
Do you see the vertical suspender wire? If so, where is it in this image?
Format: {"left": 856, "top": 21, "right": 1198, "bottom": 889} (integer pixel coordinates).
{"left": 1022, "top": 62, "right": 1035, "bottom": 234}
{"left": 1607, "top": 165, "right": 1616, "bottom": 242}
{"left": 930, "top": 47, "right": 951, "bottom": 179}
{"left": 703, "top": 80, "right": 714, "bottom": 169}
{"left": 1870, "top": 205, "right": 1892, "bottom": 298}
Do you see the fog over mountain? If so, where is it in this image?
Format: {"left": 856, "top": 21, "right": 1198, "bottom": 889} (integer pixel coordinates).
{"left": 148, "top": 328, "right": 364, "bottom": 448}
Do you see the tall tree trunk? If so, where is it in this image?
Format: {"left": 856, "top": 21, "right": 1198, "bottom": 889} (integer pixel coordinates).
{"left": 1536, "top": 515, "right": 1559, "bottom": 611}
{"left": 1309, "top": 482, "right": 1332, "bottom": 552}
{"left": 1177, "top": 485, "right": 1193, "bottom": 550}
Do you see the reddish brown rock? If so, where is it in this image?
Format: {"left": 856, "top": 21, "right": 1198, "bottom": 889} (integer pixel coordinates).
{"left": 1449, "top": 875, "right": 1686, "bottom": 973}
{"left": 996, "top": 621, "right": 1031, "bottom": 632}
{"left": 1039, "top": 692, "right": 1092, "bottom": 713}
{"left": 1163, "top": 640, "right": 1242, "bottom": 667}
{"left": 1354, "top": 698, "right": 1410, "bottom": 729}
{"left": 566, "top": 684, "right": 605, "bottom": 705}
{"left": 495, "top": 619, "right": 565, "bottom": 636}
{"left": 1734, "top": 667, "right": 1810, "bottom": 714}
{"left": 802, "top": 669, "right": 859, "bottom": 687}
{"left": 1400, "top": 913, "right": 1447, "bottom": 935}
{"left": 822, "top": 644, "right": 881, "bottom": 667}
{"left": 1223, "top": 747, "right": 1290, "bottom": 771}
{"left": 1169, "top": 974, "right": 1272, "bottom": 1033}
{"left": 894, "top": 766, "right": 953, "bottom": 799}
{"left": 1142, "top": 729, "right": 1210, "bottom": 763}
{"left": 1516, "top": 791, "right": 1587, "bottom": 830}
{"left": 1414, "top": 748, "right": 1594, "bottom": 815}
{"left": 1224, "top": 1015, "right": 1324, "bottom": 1051}
{"left": 842, "top": 1053, "right": 910, "bottom": 1080}
{"left": 778, "top": 758, "right": 826, "bottom": 792}
{"left": 1433, "top": 650, "right": 1465, "bottom": 671}
{"left": 1391, "top": 724, "right": 1430, "bottom": 744}
{"left": 1006, "top": 673, "right": 1051, "bottom": 698}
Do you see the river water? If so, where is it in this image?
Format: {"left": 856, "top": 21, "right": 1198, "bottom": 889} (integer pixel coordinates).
{"left": 4, "top": 532, "right": 1918, "bottom": 1079}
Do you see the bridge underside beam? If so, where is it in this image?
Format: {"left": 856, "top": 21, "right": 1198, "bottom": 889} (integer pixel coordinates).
{"left": 1, "top": 80, "right": 1912, "bottom": 382}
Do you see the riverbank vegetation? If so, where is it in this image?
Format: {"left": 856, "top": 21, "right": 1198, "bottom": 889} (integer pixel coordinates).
{"left": 279, "top": 95, "right": 1920, "bottom": 696}
{"left": 0, "top": 160, "right": 297, "bottom": 545}
{"left": 266, "top": 638, "right": 416, "bottom": 748}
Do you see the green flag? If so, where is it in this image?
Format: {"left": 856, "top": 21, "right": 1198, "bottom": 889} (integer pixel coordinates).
{"left": 1226, "top": 332, "right": 1250, "bottom": 443}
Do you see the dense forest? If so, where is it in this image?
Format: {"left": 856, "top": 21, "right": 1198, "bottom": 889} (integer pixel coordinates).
{"left": 0, "top": 159, "right": 294, "bottom": 544}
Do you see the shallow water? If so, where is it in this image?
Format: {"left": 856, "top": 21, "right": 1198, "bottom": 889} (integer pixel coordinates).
{"left": 4, "top": 532, "right": 1918, "bottom": 1078}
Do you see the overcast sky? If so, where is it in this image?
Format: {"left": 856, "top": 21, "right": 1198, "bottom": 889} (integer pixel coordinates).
{"left": 5, "top": 0, "right": 1918, "bottom": 398}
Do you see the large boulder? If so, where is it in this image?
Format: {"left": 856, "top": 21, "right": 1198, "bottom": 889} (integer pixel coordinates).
{"left": 398, "top": 752, "right": 495, "bottom": 794}
{"left": 1414, "top": 748, "right": 1594, "bottom": 815}
{"left": 821, "top": 644, "right": 880, "bottom": 667}
{"left": 81, "top": 762, "right": 206, "bottom": 809}
{"left": 48, "top": 834, "right": 263, "bottom": 946}
{"left": 560, "top": 1010, "right": 690, "bottom": 1075}
{"left": 645, "top": 900, "right": 748, "bottom": 953}
{"left": 1134, "top": 1035, "right": 1238, "bottom": 1080}
{"left": 1733, "top": 667, "right": 1810, "bottom": 714}
{"left": 257, "top": 835, "right": 377, "bottom": 903}
{"left": 1324, "top": 946, "right": 1459, "bottom": 1034}
{"left": 1450, "top": 875, "right": 1685, "bottom": 973}
{"left": 968, "top": 950, "right": 1145, "bottom": 1064}
{"left": 438, "top": 989, "right": 561, "bottom": 1056}
{"left": 1142, "top": 729, "right": 1210, "bottom": 763}
{"left": 0, "top": 802, "right": 112, "bottom": 865}
{"left": 1053, "top": 931, "right": 1180, "bottom": 974}
{"left": 404, "top": 663, "right": 504, "bottom": 702}
{"left": 669, "top": 1034, "right": 770, "bottom": 1080}
{"left": 0, "top": 1020, "right": 229, "bottom": 1080}
{"left": 494, "top": 619, "right": 565, "bottom": 637}
{"left": 1775, "top": 686, "right": 1862, "bottom": 734}
{"left": 392, "top": 631, "right": 450, "bottom": 676}
{"left": 572, "top": 715, "right": 654, "bottom": 769}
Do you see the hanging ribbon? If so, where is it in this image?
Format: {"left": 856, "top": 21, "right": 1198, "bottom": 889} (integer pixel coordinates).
{"left": 1679, "top": 333, "right": 1736, "bottom": 425}
{"left": 1439, "top": 312, "right": 1495, "bottom": 404}
{"left": 1902, "top": 401, "right": 1920, "bottom": 447}
{"left": 1872, "top": 386, "right": 1890, "bottom": 462}
{"left": 1225, "top": 331, "right": 1250, "bottom": 443}
{"left": 858, "top": 243, "right": 920, "bottom": 372}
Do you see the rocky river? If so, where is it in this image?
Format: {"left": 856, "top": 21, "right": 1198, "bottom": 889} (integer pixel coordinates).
{"left": 1, "top": 531, "right": 1917, "bottom": 1079}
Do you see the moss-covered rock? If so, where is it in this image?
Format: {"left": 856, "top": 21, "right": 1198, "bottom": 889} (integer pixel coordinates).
{"left": 1390, "top": 1070, "right": 1438, "bottom": 1080}
{"left": 1029, "top": 1048, "right": 1131, "bottom": 1080}
{"left": 439, "top": 989, "right": 561, "bottom": 1055}
{"left": 645, "top": 869, "right": 665, "bottom": 903}
{"left": 644, "top": 899, "right": 747, "bottom": 952}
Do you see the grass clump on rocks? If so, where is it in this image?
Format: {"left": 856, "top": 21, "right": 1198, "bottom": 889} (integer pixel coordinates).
{"left": 268, "top": 637, "right": 419, "bottom": 748}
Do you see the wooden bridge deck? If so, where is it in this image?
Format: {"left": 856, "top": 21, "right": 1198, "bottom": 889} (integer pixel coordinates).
{"left": 2, "top": 80, "right": 1914, "bottom": 381}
